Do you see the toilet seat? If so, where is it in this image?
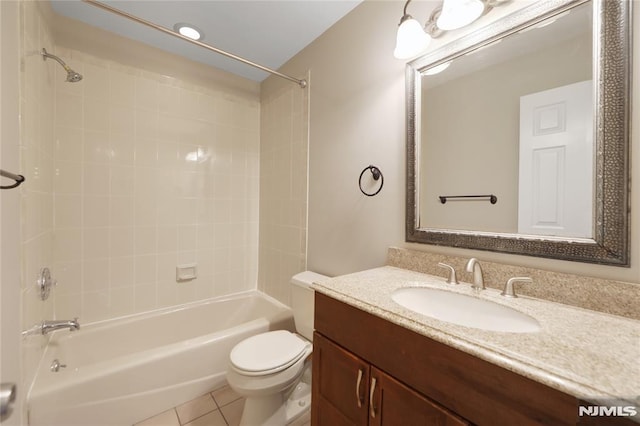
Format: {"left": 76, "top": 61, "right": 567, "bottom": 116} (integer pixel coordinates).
{"left": 230, "top": 330, "right": 310, "bottom": 376}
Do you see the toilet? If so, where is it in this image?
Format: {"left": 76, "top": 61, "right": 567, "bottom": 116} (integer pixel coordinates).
{"left": 226, "top": 271, "right": 329, "bottom": 426}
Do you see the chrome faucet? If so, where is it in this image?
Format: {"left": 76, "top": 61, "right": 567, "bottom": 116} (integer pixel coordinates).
{"left": 465, "top": 258, "right": 485, "bottom": 290}
{"left": 41, "top": 318, "right": 80, "bottom": 335}
{"left": 437, "top": 262, "right": 458, "bottom": 284}
{"left": 501, "top": 277, "right": 533, "bottom": 298}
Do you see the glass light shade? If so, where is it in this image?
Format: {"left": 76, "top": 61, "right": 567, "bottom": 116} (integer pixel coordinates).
{"left": 394, "top": 17, "right": 432, "bottom": 60}
{"left": 436, "top": 0, "right": 485, "bottom": 31}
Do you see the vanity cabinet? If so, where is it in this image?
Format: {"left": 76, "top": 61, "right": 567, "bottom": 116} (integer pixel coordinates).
{"left": 312, "top": 331, "right": 468, "bottom": 425}
{"left": 312, "top": 292, "right": 594, "bottom": 426}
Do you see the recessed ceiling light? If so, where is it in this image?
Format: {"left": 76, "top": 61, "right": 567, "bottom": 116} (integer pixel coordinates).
{"left": 173, "top": 23, "right": 203, "bottom": 41}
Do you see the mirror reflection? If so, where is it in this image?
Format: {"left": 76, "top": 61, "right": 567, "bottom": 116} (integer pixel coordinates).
{"left": 418, "top": 2, "right": 593, "bottom": 238}
{"left": 406, "top": 0, "right": 631, "bottom": 266}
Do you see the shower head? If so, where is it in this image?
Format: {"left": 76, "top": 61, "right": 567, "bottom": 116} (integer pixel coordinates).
{"left": 41, "top": 48, "right": 83, "bottom": 83}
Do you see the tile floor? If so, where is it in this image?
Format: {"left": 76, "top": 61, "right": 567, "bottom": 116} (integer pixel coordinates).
{"left": 133, "top": 385, "right": 245, "bottom": 426}
{"left": 133, "top": 384, "right": 311, "bottom": 426}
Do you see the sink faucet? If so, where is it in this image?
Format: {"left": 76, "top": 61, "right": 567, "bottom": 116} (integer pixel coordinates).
{"left": 437, "top": 262, "right": 458, "bottom": 284}
{"left": 465, "top": 258, "right": 485, "bottom": 290}
{"left": 41, "top": 318, "right": 80, "bottom": 335}
{"left": 501, "top": 277, "right": 533, "bottom": 298}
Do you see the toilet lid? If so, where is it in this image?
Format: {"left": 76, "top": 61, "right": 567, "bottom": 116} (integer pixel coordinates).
{"left": 230, "top": 330, "right": 309, "bottom": 375}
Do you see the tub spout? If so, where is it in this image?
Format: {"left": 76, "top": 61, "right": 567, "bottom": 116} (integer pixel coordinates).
{"left": 41, "top": 318, "right": 80, "bottom": 335}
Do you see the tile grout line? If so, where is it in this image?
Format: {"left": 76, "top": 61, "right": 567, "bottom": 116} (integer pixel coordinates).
{"left": 210, "top": 392, "right": 230, "bottom": 426}
{"left": 182, "top": 393, "right": 224, "bottom": 426}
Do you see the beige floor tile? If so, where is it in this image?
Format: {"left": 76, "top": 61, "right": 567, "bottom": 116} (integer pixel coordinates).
{"left": 176, "top": 393, "right": 218, "bottom": 425}
{"left": 288, "top": 411, "right": 311, "bottom": 426}
{"left": 211, "top": 385, "right": 242, "bottom": 407}
{"left": 134, "top": 409, "right": 180, "bottom": 426}
{"left": 183, "top": 409, "right": 227, "bottom": 426}
{"left": 219, "top": 398, "right": 245, "bottom": 426}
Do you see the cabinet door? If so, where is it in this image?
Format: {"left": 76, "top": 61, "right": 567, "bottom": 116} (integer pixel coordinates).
{"left": 369, "top": 367, "right": 469, "bottom": 426}
{"left": 312, "top": 332, "right": 370, "bottom": 426}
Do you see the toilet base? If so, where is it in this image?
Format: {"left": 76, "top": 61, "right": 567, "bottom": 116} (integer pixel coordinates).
{"left": 239, "top": 393, "right": 287, "bottom": 426}
{"left": 238, "top": 367, "right": 312, "bottom": 426}
{"left": 285, "top": 381, "right": 311, "bottom": 425}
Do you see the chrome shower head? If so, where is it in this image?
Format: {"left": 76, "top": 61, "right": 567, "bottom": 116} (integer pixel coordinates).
{"left": 41, "top": 48, "right": 83, "bottom": 83}
{"left": 65, "top": 70, "right": 83, "bottom": 83}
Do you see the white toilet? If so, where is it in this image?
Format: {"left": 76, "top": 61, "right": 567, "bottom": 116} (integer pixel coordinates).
{"left": 226, "top": 271, "right": 328, "bottom": 426}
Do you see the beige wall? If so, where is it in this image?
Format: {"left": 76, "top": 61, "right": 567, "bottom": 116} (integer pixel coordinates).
{"left": 264, "top": 1, "right": 408, "bottom": 278}
{"left": 264, "top": 0, "right": 640, "bottom": 286}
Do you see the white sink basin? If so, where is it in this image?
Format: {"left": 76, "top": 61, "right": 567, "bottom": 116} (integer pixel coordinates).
{"left": 391, "top": 287, "right": 541, "bottom": 333}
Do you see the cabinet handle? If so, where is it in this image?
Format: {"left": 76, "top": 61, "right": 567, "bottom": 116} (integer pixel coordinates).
{"left": 356, "top": 369, "right": 364, "bottom": 408}
{"left": 369, "top": 377, "right": 377, "bottom": 418}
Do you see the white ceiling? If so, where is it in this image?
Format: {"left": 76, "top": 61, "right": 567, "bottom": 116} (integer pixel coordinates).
{"left": 50, "top": 0, "right": 363, "bottom": 82}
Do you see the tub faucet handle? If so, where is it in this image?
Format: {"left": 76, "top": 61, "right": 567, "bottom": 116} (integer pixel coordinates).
{"left": 501, "top": 277, "right": 533, "bottom": 298}
{"left": 50, "top": 359, "right": 67, "bottom": 372}
{"left": 437, "top": 263, "right": 458, "bottom": 284}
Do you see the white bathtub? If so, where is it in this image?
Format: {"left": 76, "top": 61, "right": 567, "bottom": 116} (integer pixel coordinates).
{"left": 28, "top": 291, "right": 295, "bottom": 426}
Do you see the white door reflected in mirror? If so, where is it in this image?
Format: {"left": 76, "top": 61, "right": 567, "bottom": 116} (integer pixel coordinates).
{"left": 518, "top": 80, "right": 593, "bottom": 238}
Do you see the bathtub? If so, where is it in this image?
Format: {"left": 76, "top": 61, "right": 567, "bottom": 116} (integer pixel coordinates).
{"left": 28, "top": 291, "right": 295, "bottom": 426}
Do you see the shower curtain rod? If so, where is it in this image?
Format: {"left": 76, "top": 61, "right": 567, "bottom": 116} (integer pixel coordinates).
{"left": 81, "top": 0, "right": 307, "bottom": 88}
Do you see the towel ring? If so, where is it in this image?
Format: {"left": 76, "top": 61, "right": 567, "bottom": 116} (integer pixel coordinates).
{"left": 0, "top": 169, "right": 25, "bottom": 190}
{"left": 359, "top": 165, "right": 384, "bottom": 197}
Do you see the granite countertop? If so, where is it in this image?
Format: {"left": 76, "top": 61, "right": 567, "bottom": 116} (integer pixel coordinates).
{"left": 312, "top": 266, "right": 640, "bottom": 406}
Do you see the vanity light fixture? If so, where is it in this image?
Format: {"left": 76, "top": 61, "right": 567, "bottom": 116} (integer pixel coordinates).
{"left": 173, "top": 23, "right": 203, "bottom": 41}
{"left": 394, "top": 0, "right": 508, "bottom": 60}
{"left": 437, "top": 0, "right": 485, "bottom": 30}
{"left": 393, "top": 4, "right": 432, "bottom": 59}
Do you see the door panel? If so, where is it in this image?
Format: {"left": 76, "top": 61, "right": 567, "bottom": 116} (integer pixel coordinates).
{"left": 370, "top": 367, "right": 468, "bottom": 426}
{"left": 518, "top": 80, "right": 593, "bottom": 238}
{"left": 312, "top": 333, "right": 369, "bottom": 425}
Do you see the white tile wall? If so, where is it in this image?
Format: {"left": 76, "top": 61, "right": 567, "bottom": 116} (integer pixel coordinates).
{"left": 19, "top": 0, "right": 56, "bottom": 390}
{"left": 258, "top": 78, "right": 310, "bottom": 304}
{"left": 46, "top": 49, "right": 260, "bottom": 323}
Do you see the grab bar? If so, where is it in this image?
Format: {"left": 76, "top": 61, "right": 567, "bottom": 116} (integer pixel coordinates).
{"left": 0, "top": 169, "right": 25, "bottom": 189}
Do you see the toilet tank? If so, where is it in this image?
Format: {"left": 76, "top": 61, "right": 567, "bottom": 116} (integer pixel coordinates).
{"left": 290, "top": 271, "right": 329, "bottom": 341}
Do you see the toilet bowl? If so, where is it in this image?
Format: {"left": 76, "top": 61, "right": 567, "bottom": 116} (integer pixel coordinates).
{"left": 225, "top": 271, "right": 329, "bottom": 426}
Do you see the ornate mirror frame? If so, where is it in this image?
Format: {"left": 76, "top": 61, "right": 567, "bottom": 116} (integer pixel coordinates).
{"left": 406, "top": 0, "right": 631, "bottom": 266}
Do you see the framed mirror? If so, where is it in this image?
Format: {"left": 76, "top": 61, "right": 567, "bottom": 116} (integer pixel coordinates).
{"left": 406, "top": 0, "right": 631, "bottom": 266}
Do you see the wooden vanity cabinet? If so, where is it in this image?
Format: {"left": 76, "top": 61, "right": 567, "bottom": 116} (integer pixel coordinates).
{"left": 312, "top": 292, "right": 583, "bottom": 426}
{"left": 312, "top": 331, "right": 468, "bottom": 426}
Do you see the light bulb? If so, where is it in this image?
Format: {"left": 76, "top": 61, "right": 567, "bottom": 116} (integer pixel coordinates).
{"left": 173, "top": 23, "right": 203, "bottom": 41}
{"left": 394, "top": 16, "right": 432, "bottom": 60}
{"left": 436, "top": 0, "right": 485, "bottom": 31}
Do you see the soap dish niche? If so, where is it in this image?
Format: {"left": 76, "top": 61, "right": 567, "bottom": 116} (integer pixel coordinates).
{"left": 176, "top": 264, "right": 197, "bottom": 282}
